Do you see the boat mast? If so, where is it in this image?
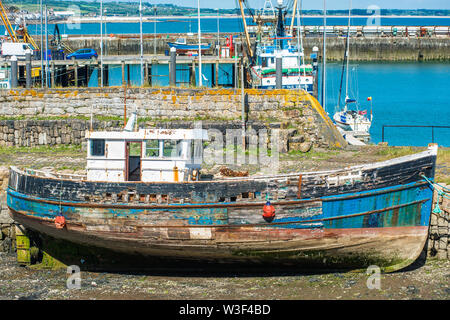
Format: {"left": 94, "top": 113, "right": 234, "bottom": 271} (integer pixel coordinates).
{"left": 197, "top": 0, "right": 202, "bottom": 86}
{"left": 344, "top": 0, "right": 352, "bottom": 111}
{"left": 321, "top": 0, "right": 326, "bottom": 110}
{"left": 238, "top": 0, "right": 253, "bottom": 58}
{"left": 100, "top": 0, "right": 103, "bottom": 88}
{"left": 296, "top": 0, "right": 306, "bottom": 90}
{"left": 139, "top": 0, "right": 144, "bottom": 86}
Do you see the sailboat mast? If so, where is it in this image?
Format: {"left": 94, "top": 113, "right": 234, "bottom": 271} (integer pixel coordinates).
{"left": 321, "top": 0, "right": 326, "bottom": 110}
{"left": 344, "top": 0, "right": 352, "bottom": 105}
{"left": 198, "top": 0, "right": 202, "bottom": 86}
{"left": 296, "top": 0, "right": 306, "bottom": 90}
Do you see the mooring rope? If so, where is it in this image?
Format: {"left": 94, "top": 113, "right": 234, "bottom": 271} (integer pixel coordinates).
{"left": 421, "top": 175, "right": 450, "bottom": 214}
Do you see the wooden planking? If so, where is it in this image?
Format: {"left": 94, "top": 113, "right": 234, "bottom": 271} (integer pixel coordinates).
{"left": 9, "top": 155, "right": 436, "bottom": 207}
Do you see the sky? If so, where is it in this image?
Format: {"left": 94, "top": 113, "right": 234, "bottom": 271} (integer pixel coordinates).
{"left": 123, "top": 0, "right": 450, "bottom": 10}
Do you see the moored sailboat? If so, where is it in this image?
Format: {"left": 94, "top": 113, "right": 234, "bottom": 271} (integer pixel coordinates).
{"left": 332, "top": 0, "right": 373, "bottom": 143}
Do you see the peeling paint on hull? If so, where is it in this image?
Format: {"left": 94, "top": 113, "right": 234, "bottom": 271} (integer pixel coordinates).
{"left": 6, "top": 148, "right": 437, "bottom": 271}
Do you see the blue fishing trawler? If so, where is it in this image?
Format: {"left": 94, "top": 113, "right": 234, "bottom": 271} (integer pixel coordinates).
{"left": 6, "top": 111, "right": 438, "bottom": 271}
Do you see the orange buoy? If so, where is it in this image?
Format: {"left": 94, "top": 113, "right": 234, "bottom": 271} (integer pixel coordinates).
{"left": 55, "top": 215, "right": 66, "bottom": 229}
{"left": 262, "top": 201, "right": 275, "bottom": 222}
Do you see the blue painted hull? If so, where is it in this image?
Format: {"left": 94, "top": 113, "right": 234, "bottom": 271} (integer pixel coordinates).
{"left": 6, "top": 147, "right": 437, "bottom": 271}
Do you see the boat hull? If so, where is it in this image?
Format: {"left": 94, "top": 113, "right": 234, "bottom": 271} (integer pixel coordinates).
{"left": 7, "top": 207, "right": 429, "bottom": 270}
{"left": 167, "top": 42, "right": 211, "bottom": 53}
{"left": 6, "top": 147, "right": 437, "bottom": 271}
{"left": 7, "top": 180, "right": 433, "bottom": 271}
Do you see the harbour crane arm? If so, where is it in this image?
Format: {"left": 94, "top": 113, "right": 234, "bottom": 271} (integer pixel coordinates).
{"left": 289, "top": 0, "right": 298, "bottom": 35}
{"left": 16, "top": 24, "right": 39, "bottom": 50}
{"left": 238, "top": 0, "right": 253, "bottom": 58}
{"left": 0, "top": 0, "right": 18, "bottom": 42}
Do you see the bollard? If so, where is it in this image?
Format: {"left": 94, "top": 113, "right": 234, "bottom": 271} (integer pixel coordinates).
{"left": 25, "top": 50, "right": 32, "bottom": 88}
{"left": 169, "top": 47, "right": 177, "bottom": 86}
{"left": 190, "top": 60, "right": 196, "bottom": 87}
{"left": 275, "top": 52, "right": 282, "bottom": 89}
{"left": 10, "top": 55, "right": 18, "bottom": 88}
{"left": 74, "top": 60, "right": 78, "bottom": 87}
{"left": 121, "top": 61, "right": 125, "bottom": 85}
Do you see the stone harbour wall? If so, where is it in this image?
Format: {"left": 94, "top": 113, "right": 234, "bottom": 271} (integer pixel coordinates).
{"left": 0, "top": 167, "right": 15, "bottom": 253}
{"left": 0, "top": 88, "right": 346, "bottom": 149}
{"left": 427, "top": 184, "right": 450, "bottom": 260}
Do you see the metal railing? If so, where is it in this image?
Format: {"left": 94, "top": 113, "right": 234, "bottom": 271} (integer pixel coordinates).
{"left": 381, "top": 125, "right": 450, "bottom": 144}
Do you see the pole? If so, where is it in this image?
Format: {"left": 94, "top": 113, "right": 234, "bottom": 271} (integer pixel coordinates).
{"left": 169, "top": 47, "right": 176, "bottom": 86}
{"left": 216, "top": 8, "right": 220, "bottom": 59}
{"left": 276, "top": 52, "right": 282, "bottom": 89}
{"left": 154, "top": 6, "right": 157, "bottom": 56}
{"left": 40, "top": 0, "right": 43, "bottom": 88}
{"left": 100, "top": 0, "right": 103, "bottom": 87}
{"left": 139, "top": 0, "right": 144, "bottom": 86}
{"left": 198, "top": 0, "right": 202, "bottom": 87}
{"left": 289, "top": 0, "right": 298, "bottom": 35}
{"left": 344, "top": 0, "right": 352, "bottom": 110}
{"left": 26, "top": 50, "right": 32, "bottom": 88}
{"left": 296, "top": 0, "right": 305, "bottom": 90}
{"left": 10, "top": 56, "right": 18, "bottom": 88}
{"left": 240, "top": 62, "right": 245, "bottom": 151}
{"left": 238, "top": 0, "right": 253, "bottom": 57}
{"left": 45, "top": 5, "right": 49, "bottom": 88}
{"left": 321, "top": 0, "right": 326, "bottom": 110}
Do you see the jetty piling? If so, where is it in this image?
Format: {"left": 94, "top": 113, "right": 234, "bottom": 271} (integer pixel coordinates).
{"left": 276, "top": 52, "right": 282, "bottom": 89}
{"left": 10, "top": 56, "right": 17, "bottom": 88}
{"left": 25, "top": 51, "right": 32, "bottom": 88}
{"left": 169, "top": 47, "right": 176, "bottom": 86}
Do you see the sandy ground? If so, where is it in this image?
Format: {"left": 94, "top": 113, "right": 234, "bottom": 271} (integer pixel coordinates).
{"left": 0, "top": 252, "right": 448, "bottom": 300}
{"left": 0, "top": 145, "right": 449, "bottom": 301}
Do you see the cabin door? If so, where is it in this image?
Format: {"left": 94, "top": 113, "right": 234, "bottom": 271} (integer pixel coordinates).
{"left": 125, "top": 141, "right": 142, "bottom": 181}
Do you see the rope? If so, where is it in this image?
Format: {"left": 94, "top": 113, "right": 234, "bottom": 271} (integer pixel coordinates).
{"left": 421, "top": 175, "right": 450, "bottom": 214}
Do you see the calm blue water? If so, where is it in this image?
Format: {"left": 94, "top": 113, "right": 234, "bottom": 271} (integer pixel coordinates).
{"left": 87, "top": 61, "right": 450, "bottom": 147}
{"left": 19, "top": 16, "right": 450, "bottom": 36}
{"left": 319, "top": 62, "right": 450, "bottom": 147}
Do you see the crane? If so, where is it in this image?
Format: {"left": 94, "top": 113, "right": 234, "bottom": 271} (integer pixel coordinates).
{"left": 0, "top": 0, "right": 17, "bottom": 42}
{"left": 0, "top": 0, "right": 39, "bottom": 50}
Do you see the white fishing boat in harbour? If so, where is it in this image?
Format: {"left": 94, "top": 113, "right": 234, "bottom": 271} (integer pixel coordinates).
{"left": 244, "top": 0, "right": 315, "bottom": 93}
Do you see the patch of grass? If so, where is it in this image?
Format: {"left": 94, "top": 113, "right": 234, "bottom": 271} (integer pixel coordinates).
{"left": 286, "top": 148, "right": 339, "bottom": 160}
{"left": 436, "top": 147, "right": 450, "bottom": 184}
{"left": 0, "top": 144, "right": 82, "bottom": 155}
{"left": 374, "top": 146, "right": 423, "bottom": 159}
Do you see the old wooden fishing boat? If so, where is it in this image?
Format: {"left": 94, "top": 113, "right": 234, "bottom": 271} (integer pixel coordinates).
{"left": 6, "top": 120, "right": 437, "bottom": 271}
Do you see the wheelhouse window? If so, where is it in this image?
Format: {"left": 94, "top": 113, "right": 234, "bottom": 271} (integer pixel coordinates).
{"left": 163, "top": 140, "right": 182, "bottom": 158}
{"left": 190, "top": 140, "right": 203, "bottom": 163}
{"left": 90, "top": 139, "right": 105, "bottom": 156}
{"left": 262, "top": 57, "right": 267, "bottom": 68}
{"left": 145, "top": 140, "right": 160, "bottom": 157}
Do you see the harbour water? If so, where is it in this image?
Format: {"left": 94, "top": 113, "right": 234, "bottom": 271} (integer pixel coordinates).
{"left": 320, "top": 62, "right": 450, "bottom": 147}
{"left": 22, "top": 16, "right": 450, "bottom": 36}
